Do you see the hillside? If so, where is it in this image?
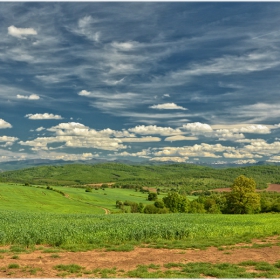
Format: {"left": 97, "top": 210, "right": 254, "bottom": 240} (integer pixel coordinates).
{"left": 1, "top": 163, "right": 280, "bottom": 191}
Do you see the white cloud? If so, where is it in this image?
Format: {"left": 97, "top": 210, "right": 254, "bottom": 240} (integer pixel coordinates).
{"left": 267, "top": 156, "right": 280, "bottom": 162}
{"left": 8, "top": 25, "right": 37, "bottom": 39}
{"left": 154, "top": 143, "right": 232, "bottom": 158}
{"left": 164, "top": 135, "right": 198, "bottom": 142}
{"left": 166, "top": 51, "right": 280, "bottom": 83}
{"left": 128, "top": 125, "right": 182, "bottom": 136}
{"left": 182, "top": 122, "right": 213, "bottom": 133}
{"left": 17, "top": 94, "right": 40, "bottom": 100}
{"left": 214, "top": 129, "right": 245, "bottom": 141}
{"left": 0, "top": 119, "right": 12, "bottom": 129}
{"left": 0, "top": 136, "right": 18, "bottom": 147}
{"left": 35, "top": 127, "right": 45, "bottom": 132}
{"left": 77, "top": 15, "right": 100, "bottom": 42}
{"left": 0, "top": 136, "right": 18, "bottom": 142}
{"left": 230, "top": 103, "right": 280, "bottom": 122}
{"left": 25, "top": 113, "right": 63, "bottom": 120}
{"left": 149, "top": 157, "right": 188, "bottom": 163}
{"left": 103, "top": 78, "right": 125, "bottom": 86}
{"left": 120, "top": 136, "right": 161, "bottom": 143}
{"left": 111, "top": 41, "right": 137, "bottom": 51}
{"left": 150, "top": 103, "right": 187, "bottom": 110}
{"left": 223, "top": 151, "right": 261, "bottom": 159}
{"left": 113, "top": 149, "right": 151, "bottom": 158}
{"left": 243, "top": 139, "right": 280, "bottom": 157}
{"left": 232, "top": 159, "right": 258, "bottom": 164}
{"left": 78, "top": 90, "right": 91, "bottom": 96}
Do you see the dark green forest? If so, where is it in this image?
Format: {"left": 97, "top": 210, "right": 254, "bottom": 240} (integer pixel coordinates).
{"left": 1, "top": 163, "right": 280, "bottom": 191}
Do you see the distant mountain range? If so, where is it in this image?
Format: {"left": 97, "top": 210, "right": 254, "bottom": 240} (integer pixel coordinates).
{"left": 0, "top": 158, "right": 279, "bottom": 172}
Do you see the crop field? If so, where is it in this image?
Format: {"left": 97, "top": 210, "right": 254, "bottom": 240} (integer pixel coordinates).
{"left": 0, "top": 210, "right": 279, "bottom": 250}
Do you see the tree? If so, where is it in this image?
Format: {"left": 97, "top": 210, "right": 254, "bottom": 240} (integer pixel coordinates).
{"left": 225, "top": 175, "right": 261, "bottom": 214}
{"left": 162, "top": 192, "right": 190, "bottom": 213}
{"left": 148, "top": 192, "right": 158, "bottom": 201}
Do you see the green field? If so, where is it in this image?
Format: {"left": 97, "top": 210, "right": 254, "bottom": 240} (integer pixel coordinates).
{"left": 0, "top": 210, "right": 279, "bottom": 250}
{"left": 0, "top": 183, "right": 170, "bottom": 214}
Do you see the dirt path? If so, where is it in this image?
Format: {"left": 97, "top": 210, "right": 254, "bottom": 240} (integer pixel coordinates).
{"left": 98, "top": 206, "right": 110, "bottom": 214}
{"left": 0, "top": 236, "right": 279, "bottom": 278}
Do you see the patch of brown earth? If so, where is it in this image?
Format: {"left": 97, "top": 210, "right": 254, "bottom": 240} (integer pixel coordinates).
{"left": 211, "top": 188, "right": 231, "bottom": 192}
{"left": 0, "top": 236, "right": 279, "bottom": 278}
{"left": 267, "top": 184, "right": 280, "bottom": 192}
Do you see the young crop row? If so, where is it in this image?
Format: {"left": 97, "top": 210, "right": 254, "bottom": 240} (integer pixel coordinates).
{"left": 0, "top": 210, "right": 279, "bottom": 248}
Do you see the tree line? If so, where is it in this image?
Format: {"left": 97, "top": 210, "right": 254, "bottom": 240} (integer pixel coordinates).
{"left": 116, "top": 175, "right": 280, "bottom": 214}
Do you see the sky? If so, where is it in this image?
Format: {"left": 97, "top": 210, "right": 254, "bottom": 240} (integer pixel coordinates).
{"left": 1, "top": 2, "right": 280, "bottom": 165}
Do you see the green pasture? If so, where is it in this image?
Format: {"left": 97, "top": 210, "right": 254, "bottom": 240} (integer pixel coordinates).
{"left": 0, "top": 183, "right": 183, "bottom": 213}
{"left": 0, "top": 183, "right": 104, "bottom": 214}
{"left": 54, "top": 186, "right": 166, "bottom": 212}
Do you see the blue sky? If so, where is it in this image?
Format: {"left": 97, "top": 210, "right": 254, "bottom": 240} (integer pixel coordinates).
{"left": 1, "top": 2, "right": 280, "bottom": 164}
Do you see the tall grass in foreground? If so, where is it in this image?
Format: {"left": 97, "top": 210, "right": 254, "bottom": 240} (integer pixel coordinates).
{"left": 0, "top": 210, "right": 279, "bottom": 248}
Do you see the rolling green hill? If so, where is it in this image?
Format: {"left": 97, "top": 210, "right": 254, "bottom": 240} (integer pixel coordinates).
{"left": 0, "top": 182, "right": 168, "bottom": 214}
{"left": 1, "top": 163, "right": 280, "bottom": 191}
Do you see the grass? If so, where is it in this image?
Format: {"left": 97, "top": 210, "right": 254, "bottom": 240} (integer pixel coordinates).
{"left": 0, "top": 182, "right": 169, "bottom": 214}
{"left": 50, "top": 253, "right": 61, "bottom": 258}
{"left": 53, "top": 264, "right": 83, "bottom": 274}
{"left": 125, "top": 261, "right": 280, "bottom": 278}
{"left": 0, "top": 183, "right": 105, "bottom": 214}
{"left": 8, "top": 263, "right": 20, "bottom": 269}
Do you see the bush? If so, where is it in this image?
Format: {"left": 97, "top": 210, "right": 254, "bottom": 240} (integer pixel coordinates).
{"left": 154, "top": 200, "right": 165, "bottom": 209}
{"left": 148, "top": 192, "right": 158, "bottom": 201}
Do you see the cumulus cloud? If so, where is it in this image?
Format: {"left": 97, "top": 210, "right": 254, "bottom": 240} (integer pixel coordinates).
{"left": 0, "top": 136, "right": 18, "bottom": 142}
{"left": 35, "top": 127, "right": 45, "bottom": 132}
{"left": 25, "top": 113, "right": 63, "bottom": 120}
{"left": 8, "top": 25, "right": 37, "bottom": 38}
{"left": 214, "top": 129, "right": 245, "bottom": 141}
{"left": 0, "top": 136, "right": 18, "bottom": 147}
{"left": 0, "top": 119, "right": 12, "bottom": 129}
{"left": 153, "top": 143, "right": 232, "bottom": 158}
{"left": 182, "top": 122, "right": 213, "bottom": 133}
{"left": 223, "top": 152, "right": 261, "bottom": 159}
{"left": 150, "top": 103, "right": 187, "bottom": 110}
{"left": 17, "top": 94, "right": 40, "bottom": 100}
{"left": 233, "top": 125, "right": 271, "bottom": 134}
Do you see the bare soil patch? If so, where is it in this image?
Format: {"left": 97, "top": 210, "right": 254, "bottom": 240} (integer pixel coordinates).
{"left": 267, "top": 184, "right": 280, "bottom": 192}
{"left": 211, "top": 188, "right": 231, "bottom": 192}
{"left": 0, "top": 236, "right": 279, "bottom": 278}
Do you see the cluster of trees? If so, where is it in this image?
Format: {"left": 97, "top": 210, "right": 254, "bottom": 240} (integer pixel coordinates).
{"left": 116, "top": 175, "right": 280, "bottom": 214}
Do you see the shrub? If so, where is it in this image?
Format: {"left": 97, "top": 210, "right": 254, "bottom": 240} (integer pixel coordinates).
{"left": 148, "top": 192, "right": 158, "bottom": 201}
